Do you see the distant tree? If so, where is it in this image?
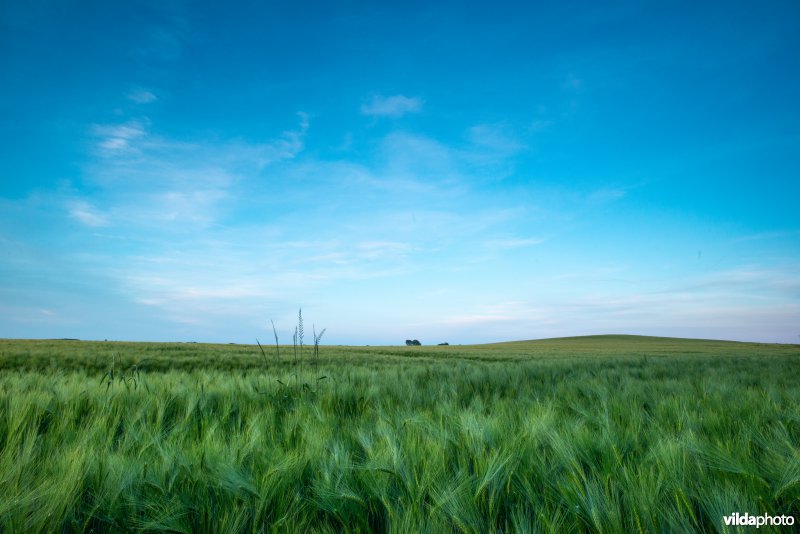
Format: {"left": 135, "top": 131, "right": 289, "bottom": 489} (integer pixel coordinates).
{"left": 412, "top": 339, "right": 421, "bottom": 346}
{"left": 405, "top": 339, "right": 422, "bottom": 346}
{"left": 438, "top": 342, "right": 449, "bottom": 346}
{"left": 405, "top": 339, "right": 413, "bottom": 346}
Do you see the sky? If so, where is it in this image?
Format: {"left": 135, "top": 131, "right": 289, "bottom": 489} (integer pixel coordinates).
{"left": 1, "top": 0, "right": 799, "bottom": 345}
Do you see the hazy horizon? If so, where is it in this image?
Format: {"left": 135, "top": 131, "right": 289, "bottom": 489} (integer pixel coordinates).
{"left": 4, "top": 332, "right": 798, "bottom": 347}
{"left": 2, "top": 1, "right": 799, "bottom": 345}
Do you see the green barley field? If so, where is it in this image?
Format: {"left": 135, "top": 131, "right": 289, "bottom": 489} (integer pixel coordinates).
{"left": 1, "top": 335, "right": 798, "bottom": 532}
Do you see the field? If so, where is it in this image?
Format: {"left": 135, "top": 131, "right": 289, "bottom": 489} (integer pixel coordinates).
{"left": 0, "top": 335, "right": 799, "bottom": 532}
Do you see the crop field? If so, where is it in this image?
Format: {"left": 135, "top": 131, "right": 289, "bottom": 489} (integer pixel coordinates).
{"left": 0, "top": 335, "right": 799, "bottom": 532}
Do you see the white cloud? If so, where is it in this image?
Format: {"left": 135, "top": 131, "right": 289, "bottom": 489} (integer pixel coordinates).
{"left": 530, "top": 119, "right": 554, "bottom": 133}
{"left": 152, "top": 189, "right": 229, "bottom": 224}
{"left": 428, "top": 268, "right": 800, "bottom": 343}
{"left": 562, "top": 74, "right": 583, "bottom": 91}
{"left": 440, "top": 301, "right": 554, "bottom": 330}
{"left": 127, "top": 88, "right": 157, "bottom": 104}
{"left": 228, "top": 112, "right": 309, "bottom": 169}
{"left": 91, "top": 109, "right": 309, "bottom": 185}
{"left": 588, "top": 188, "right": 627, "bottom": 204}
{"left": 484, "top": 237, "right": 544, "bottom": 250}
{"left": 87, "top": 112, "right": 309, "bottom": 194}
{"left": 48, "top": 101, "right": 800, "bottom": 344}
{"left": 378, "top": 131, "right": 458, "bottom": 185}
{"left": 694, "top": 266, "right": 800, "bottom": 298}
{"left": 361, "top": 94, "right": 423, "bottom": 117}
{"left": 732, "top": 230, "right": 800, "bottom": 243}
{"left": 93, "top": 120, "right": 148, "bottom": 154}
{"left": 136, "top": 25, "right": 185, "bottom": 62}
{"left": 467, "top": 124, "right": 524, "bottom": 155}
{"left": 357, "top": 240, "right": 411, "bottom": 255}
{"left": 68, "top": 200, "right": 107, "bottom": 227}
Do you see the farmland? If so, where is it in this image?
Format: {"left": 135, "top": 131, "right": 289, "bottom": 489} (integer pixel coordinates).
{"left": 0, "top": 335, "right": 798, "bottom": 532}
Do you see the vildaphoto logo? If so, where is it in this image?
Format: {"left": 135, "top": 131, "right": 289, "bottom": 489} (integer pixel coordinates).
{"left": 723, "top": 512, "right": 795, "bottom": 528}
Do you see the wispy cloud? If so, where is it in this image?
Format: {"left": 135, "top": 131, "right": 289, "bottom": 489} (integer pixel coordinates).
{"left": 356, "top": 240, "right": 413, "bottom": 260}
{"left": 127, "top": 88, "right": 157, "bottom": 104}
{"left": 587, "top": 188, "right": 627, "bottom": 204}
{"left": 135, "top": 24, "right": 187, "bottom": 62}
{"left": 426, "top": 263, "right": 800, "bottom": 343}
{"left": 13, "top": 86, "right": 795, "bottom": 345}
{"left": 68, "top": 200, "right": 107, "bottom": 227}
{"left": 224, "top": 112, "right": 309, "bottom": 169}
{"left": 88, "top": 111, "right": 308, "bottom": 191}
{"left": 732, "top": 230, "right": 800, "bottom": 243}
{"left": 441, "top": 301, "right": 553, "bottom": 328}
{"left": 112, "top": 234, "right": 419, "bottom": 335}
{"left": 484, "top": 237, "right": 544, "bottom": 250}
{"left": 467, "top": 124, "right": 525, "bottom": 155}
{"left": 93, "top": 120, "right": 148, "bottom": 154}
{"left": 529, "top": 119, "right": 554, "bottom": 133}
{"left": 152, "top": 189, "right": 229, "bottom": 224}
{"left": 562, "top": 74, "right": 584, "bottom": 92}
{"left": 361, "top": 94, "right": 423, "bottom": 117}
{"left": 692, "top": 265, "right": 800, "bottom": 299}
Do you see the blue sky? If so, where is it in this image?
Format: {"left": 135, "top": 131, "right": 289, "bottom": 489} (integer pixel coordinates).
{"left": 1, "top": 0, "right": 799, "bottom": 344}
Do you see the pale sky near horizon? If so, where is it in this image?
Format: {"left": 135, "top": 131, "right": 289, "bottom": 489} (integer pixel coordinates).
{"left": 1, "top": 0, "right": 799, "bottom": 345}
